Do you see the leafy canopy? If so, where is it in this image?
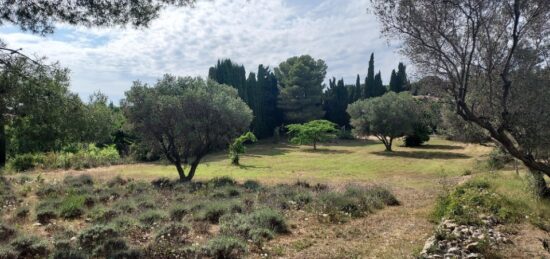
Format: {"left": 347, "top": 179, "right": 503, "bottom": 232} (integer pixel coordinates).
{"left": 286, "top": 120, "right": 337, "bottom": 150}
{"left": 229, "top": 132, "right": 257, "bottom": 165}
{"left": 347, "top": 92, "right": 419, "bottom": 151}
{"left": 123, "top": 75, "right": 253, "bottom": 181}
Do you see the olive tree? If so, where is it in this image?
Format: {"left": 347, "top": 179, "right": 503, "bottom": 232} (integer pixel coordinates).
{"left": 371, "top": 0, "right": 550, "bottom": 196}
{"left": 123, "top": 75, "right": 253, "bottom": 181}
{"left": 286, "top": 120, "right": 337, "bottom": 150}
{"left": 347, "top": 92, "right": 419, "bottom": 151}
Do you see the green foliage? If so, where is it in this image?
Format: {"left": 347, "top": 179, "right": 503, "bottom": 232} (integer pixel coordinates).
{"left": 404, "top": 124, "right": 431, "bottom": 147}
{"left": 0, "top": 223, "right": 15, "bottom": 242}
{"left": 195, "top": 201, "right": 242, "bottom": 224}
{"left": 286, "top": 120, "right": 338, "bottom": 150}
{"left": 348, "top": 92, "right": 419, "bottom": 151}
{"left": 155, "top": 223, "right": 190, "bottom": 243}
{"left": 15, "top": 206, "right": 29, "bottom": 218}
{"left": 78, "top": 225, "right": 119, "bottom": 251}
{"left": 59, "top": 194, "right": 86, "bottom": 219}
{"left": 36, "top": 207, "right": 57, "bottom": 224}
{"left": 123, "top": 75, "right": 253, "bottom": 181}
{"left": 364, "top": 53, "right": 387, "bottom": 98}
{"left": 138, "top": 210, "right": 167, "bottom": 226}
{"left": 276, "top": 55, "right": 327, "bottom": 123}
{"left": 228, "top": 131, "right": 257, "bottom": 165}
{"left": 208, "top": 176, "right": 237, "bottom": 188}
{"left": 8, "top": 144, "right": 121, "bottom": 172}
{"left": 323, "top": 77, "right": 350, "bottom": 126}
{"left": 169, "top": 204, "right": 189, "bottom": 221}
{"left": 10, "top": 236, "right": 49, "bottom": 258}
{"left": 486, "top": 148, "right": 513, "bottom": 170}
{"left": 317, "top": 185, "right": 398, "bottom": 223}
{"left": 242, "top": 180, "right": 262, "bottom": 191}
{"left": 63, "top": 175, "right": 94, "bottom": 187}
{"left": 433, "top": 179, "right": 520, "bottom": 225}
{"left": 204, "top": 235, "right": 247, "bottom": 259}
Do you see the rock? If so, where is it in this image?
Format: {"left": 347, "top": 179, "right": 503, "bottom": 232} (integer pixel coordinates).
{"left": 447, "top": 247, "right": 460, "bottom": 254}
{"left": 421, "top": 236, "right": 437, "bottom": 254}
{"left": 70, "top": 236, "right": 77, "bottom": 242}
{"left": 33, "top": 222, "right": 42, "bottom": 227}
{"left": 466, "top": 253, "right": 482, "bottom": 258}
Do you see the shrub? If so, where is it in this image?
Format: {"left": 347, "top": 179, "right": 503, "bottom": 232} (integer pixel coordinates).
{"left": 169, "top": 205, "right": 189, "bottom": 221}
{"left": 486, "top": 148, "right": 513, "bottom": 170}
{"left": 208, "top": 177, "right": 237, "bottom": 188}
{"left": 0, "top": 245, "right": 17, "bottom": 259}
{"left": 51, "top": 248, "right": 87, "bottom": 259}
{"left": 10, "top": 236, "right": 49, "bottom": 258}
{"left": 9, "top": 153, "right": 42, "bottom": 172}
{"left": 78, "top": 225, "right": 119, "bottom": 250}
{"left": 204, "top": 236, "right": 247, "bottom": 259}
{"left": 36, "top": 207, "right": 58, "bottom": 224}
{"left": 138, "top": 210, "right": 167, "bottom": 226}
{"left": 136, "top": 198, "right": 157, "bottom": 210}
{"left": 107, "top": 176, "right": 127, "bottom": 188}
{"left": 151, "top": 178, "right": 173, "bottom": 189}
{"left": 113, "top": 200, "right": 137, "bottom": 214}
{"left": 155, "top": 223, "right": 190, "bottom": 243}
{"left": 220, "top": 208, "right": 288, "bottom": 242}
{"left": 337, "top": 127, "right": 355, "bottom": 140}
{"left": 248, "top": 208, "right": 289, "bottom": 234}
{"left": 59, "top": 194, "right": 86, "bottom": 219}
{"left": 35, "top": 184, "right": 63, "bottom": 198}
{"left": 196, "top": 203, "right": 229, "bottom": 224}
{"left": 89, "top": 207, "right": 119, "bottom": 223}
{"left": 15, "top": 206, "right": 30, "bottom": 219}
{"left": 242, "top": 180, "right": 261, "bottom": 191}
{"left": 0, "top": 224, "right": 15, "bottom": 242}
{"left": 249, "top": 228, "right": 275, "bottom": 245}
{"left": 63, "top": 175, "right": 94, "bottom": 187}
{"left": 433, "top": 179, "right": 520, "bottom": 225}
{"left": 404, "top": 124, "right": 431, "bottom": 147}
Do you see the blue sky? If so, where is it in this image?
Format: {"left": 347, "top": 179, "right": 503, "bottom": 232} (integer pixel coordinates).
{"left": 0, "top": 0, "right": 406, "bottom": 102}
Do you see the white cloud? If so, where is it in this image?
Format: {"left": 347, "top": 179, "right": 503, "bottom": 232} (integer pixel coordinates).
{"left": 0, "top": 0, "right": 407, "bottom": 102}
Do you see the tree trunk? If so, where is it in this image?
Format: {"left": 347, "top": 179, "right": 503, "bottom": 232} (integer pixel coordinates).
{"left": 175, "top": 163, "right": 186, "bottom": 182}
{"left": 184, "top": 159, "right": 201, "bottom": 182}
{"left": 0, "top": 116, "right": 5, "bottom": 168}
{"left": 231, "top": 154, "right": 239, "bottom": 165}
{"left": 384, "top": 143, "right": 392, "bottom": 152}
{"left": 313, "top": 141, "right": 317, "bottom": 150}
{"left": 530, "top": 170, "right": 550, "bottom": 198}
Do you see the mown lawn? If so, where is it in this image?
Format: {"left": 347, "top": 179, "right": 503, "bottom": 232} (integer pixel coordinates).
{"left": 44, "top": 137, "right": 491, "bottom": 187}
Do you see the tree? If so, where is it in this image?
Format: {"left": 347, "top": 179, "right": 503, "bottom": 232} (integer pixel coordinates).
{"left": 0, "top": 0, "right": 194, "bottom": 167}
{"left": 347, "top": 92, "right": 418, "bottom": 151}
{"left": 208, "top": 59, "right": 248, "bottom": 103}
{"left": 275, "top": 55, "right": 327, "bottom": 123}
{"left": 364, "top": 54, "right": 386, "bottom": 98}
{"left": 228, "top": 132, "right": 257, "bottom": 165}
{"left": 286, "top": 120, "right": 337, "bottom": 150}
{"left": 123, "top": 75, "right": 253, "bottom": 182}
{"left": 372, "top": 0, "right": 550, "bottom": 196}
{"left": 323, "top": 78, "right": 350, "bottom": 126}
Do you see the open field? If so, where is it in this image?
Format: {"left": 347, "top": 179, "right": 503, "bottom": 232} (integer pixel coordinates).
{"left": 2, "top": 137, "right": 549, "bottom": 258}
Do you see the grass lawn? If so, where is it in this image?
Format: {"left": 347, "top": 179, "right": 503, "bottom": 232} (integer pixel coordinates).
{"left": 38, "top": 137, "right": 491, "bottom": 187}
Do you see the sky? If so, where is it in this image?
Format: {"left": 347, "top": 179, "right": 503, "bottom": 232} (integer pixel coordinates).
{"left": 0, "top": 0, "right": 407, "bottom": 102}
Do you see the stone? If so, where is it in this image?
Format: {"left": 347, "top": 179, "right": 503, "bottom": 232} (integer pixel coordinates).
{"left": 465, "top": 242, "right": 479, "bottom": 251}
{"left": 33, "top": 222, "right": 42, "bottom": 226}
{"left": 447, "top": 247, "right": 460, "bottom": 254}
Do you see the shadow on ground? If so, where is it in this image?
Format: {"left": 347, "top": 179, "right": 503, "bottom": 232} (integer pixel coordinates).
{"left": 415, "top": 144, "right": 464, "bottom": 150}
{"left": 373, "top": 150, "right": 470, "bottom": 159}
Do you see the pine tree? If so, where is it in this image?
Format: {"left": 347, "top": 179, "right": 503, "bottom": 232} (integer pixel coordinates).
{"left": 275, "top": 55, "right": 327, "bottom": 123}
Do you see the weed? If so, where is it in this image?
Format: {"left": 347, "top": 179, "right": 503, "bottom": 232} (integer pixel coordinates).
{"left": 204, "top": 235, "right": 247, "bottom": 259}
{"left": 138, "top": 210, "right": 167, "bottom": 226}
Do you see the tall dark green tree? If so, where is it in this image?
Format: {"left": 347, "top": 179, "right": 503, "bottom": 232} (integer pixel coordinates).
{"left": 323, "top": 78, "right": 350, "bottom": 126}
{"left": 364, "top": 53, "right": 375, "bottom": 98}
{"left": 208, "top": 59, "right": 248, "bottom": 102}
{"left": 255, "top": 65, "right": 283, "bottom": 138}
{"left": 389, "top": 63, "right": 409, "bottom": 93}
{"left": 352, "top": 74, "right": 362, "bottom": 102}
{"left": 373, "top": 71, "right": 386, "bottom": 97}
{"left": 275, "top": 55, "right": 327, "bottom": 123}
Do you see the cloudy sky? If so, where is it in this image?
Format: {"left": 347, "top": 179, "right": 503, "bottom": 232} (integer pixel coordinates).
{"left": 0, "top": 0, "right": 406, "bottom": 102}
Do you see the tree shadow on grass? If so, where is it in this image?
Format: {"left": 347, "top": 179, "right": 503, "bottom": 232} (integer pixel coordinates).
{"left": 237, "top": 164, "right": 271, "bottom": 170}
{"left": 301, "top": 148, "right": 353, "bottom": 154}
{"left": 373, "top": 150, "right": 470, "bottom": 159}
{"left": 414, "top": 144, "right": 464, "bottom": 150}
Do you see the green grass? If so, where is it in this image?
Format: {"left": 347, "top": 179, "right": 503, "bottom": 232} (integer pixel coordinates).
{"left": 64, "top": 137, "right": 490, "bottom": 188}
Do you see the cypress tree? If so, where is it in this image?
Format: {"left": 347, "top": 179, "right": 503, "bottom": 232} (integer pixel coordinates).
{"left": 389, "top": 69, "right": 399, "bottom": 92}
{"left": 323, "top": 78, "right": 349, "bottom": 126}
{"left": 354, "top": 74, "right": 361, "bottom": 101}
{"left": 396, "top": 62, "right": 409, "bottom": 92}
{"left": 365, "top": 53, "right": 375, "bottom": 98}
{"left": 373, "top": 71, "right": 386, "bottom": 97}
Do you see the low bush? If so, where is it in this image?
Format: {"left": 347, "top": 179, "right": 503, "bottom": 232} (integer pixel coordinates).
{"left": 63, "top": 175, "right": 94, "bottom": 187}
{"left": 433, "top": 179, "right": 520, "bottom": 225}
{"left": 204, "top": 236, "right": 247, "bottom": 259}
{"left": 151, "top": 177, "right": 173, "bottom": 189}
{"left": 59, "top": 194, "right": 86, "bottom": 219}
{"left": 169, "top": 204, "right": 189, "bottom": 221}
{"left": 107, "top": 176, "right": 127, "bottom": 188}
{"left": 486, "top": 148, "right": 514, "bottom": 170}
{"left": 155, "top": 223, "right": 190, "bottom": 243}
{"left": 36, "top": 207, "right": 58, "bottom": 224}
{"left": 9, "top": 153, "right": 43, "bottom": 172}
{"left": 10, "top": 235, "right": 49, "bottom": 258}
{"left": 208, "top": 176, "right": 237, "bottom": 188}
{"left": 51, "top": 248, "right": 87, "bottom": 259}
{"left": 0, "top": 245, "right": 17, "bottom": 259}
{"left": 220, "top": 208, "right": 288, "bottom": 244}
{"left": 242, "top": 180, "right": 261, "bottom": 191}
{"left": 78, "top": 225, "right": 119, "bottom": 250}
{"left": 15, "top": 206, "right": 30, "bottom": 219}
{"left": 138, "top": 210, "right": 167, "bottom": 226}
{"left": 195, "top": 201, "right": 242, "bottom": 224}
{"left": 89, "top": 207, "right": 119, "bottom": 223}
{"left": 0, "top": 223, "right": 16, "bottom": 242}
